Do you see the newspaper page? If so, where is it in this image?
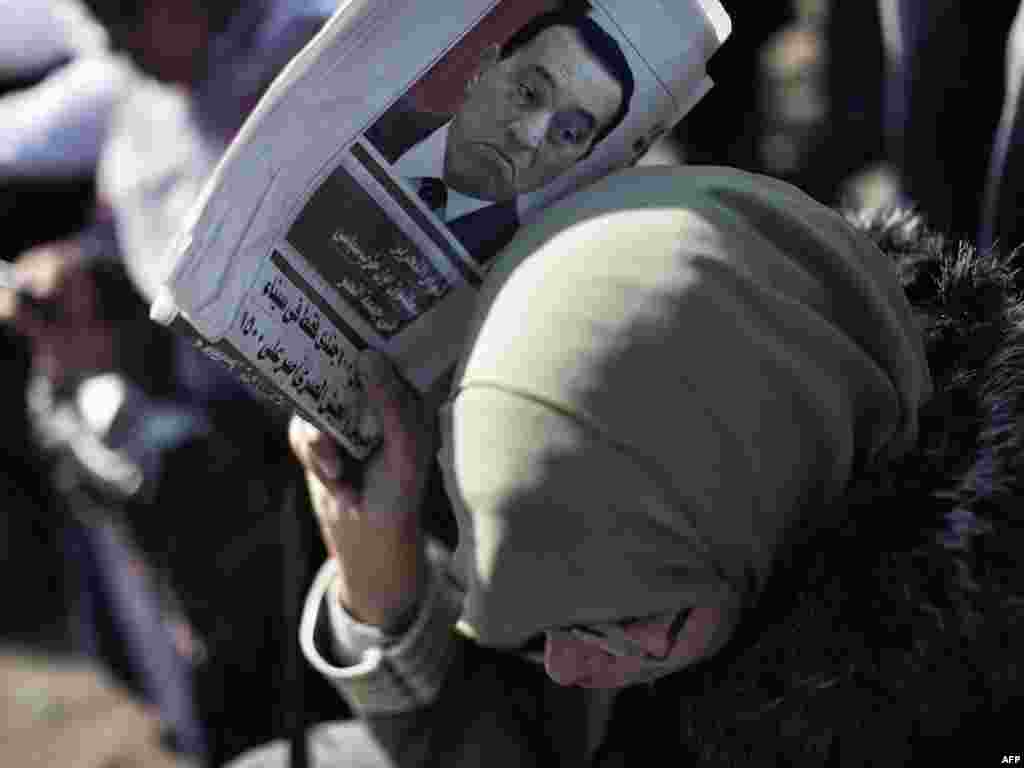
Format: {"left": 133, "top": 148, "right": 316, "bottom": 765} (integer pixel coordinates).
{"left": 156, "top": 0, "right": 731, "bottom": 458}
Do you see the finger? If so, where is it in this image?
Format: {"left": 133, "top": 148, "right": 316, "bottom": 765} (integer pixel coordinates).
{"left": 359, "top": 350, "right": 405, "bottom": 433}
{"left": 358, "top": 350, "right": 421, "bottom": 461}
{"left": 284, "top": 415, "right": 319, "bottom": 468}
{"left": 292, "top": 423, "right": 360, "bottom": 520}
{"left": 14, "top": 246, "right": 66, "bottom": 297}
{"left": 305, "top": 467, "right": 359, "bottom": 520}
{"left": 308, "top": 427, "right": 342, "bottom": 481}
{"left": 288, "top": 414, "right": 336, "bottom": 477}
{"left": 288, "top": 413, "right": 314, "bottom": 465}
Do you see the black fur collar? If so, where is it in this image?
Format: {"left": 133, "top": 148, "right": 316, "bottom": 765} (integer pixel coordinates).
{"left": 647, "top": 209, "right": 1024, "bottom": 765}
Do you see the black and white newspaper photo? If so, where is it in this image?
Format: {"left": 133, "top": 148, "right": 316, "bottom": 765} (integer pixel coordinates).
{"left": 156, "top": 0, "right": 731, "bottom": 457}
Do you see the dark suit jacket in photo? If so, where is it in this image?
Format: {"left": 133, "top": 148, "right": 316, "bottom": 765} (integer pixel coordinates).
{"left": 365, "top": 97, "right": 520, "bottom": 266}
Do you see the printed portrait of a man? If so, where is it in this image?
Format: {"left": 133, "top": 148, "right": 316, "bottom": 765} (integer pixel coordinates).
{"left": 365, "top": 1, "right": 635, "bottom": 265}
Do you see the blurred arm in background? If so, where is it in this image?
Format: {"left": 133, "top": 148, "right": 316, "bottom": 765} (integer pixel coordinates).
{"left": 0, "top": 55, "right": 128, "bottom": 181}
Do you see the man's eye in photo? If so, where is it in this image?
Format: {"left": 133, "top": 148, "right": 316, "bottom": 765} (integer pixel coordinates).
{"left": 563, "top": 127, "right": 586, "bottom": 145}
{"left": 553, "top": 112, "right": 592, "bottom": 147}
{"left": 517, "top": 82, "right": 537, "bottom": 105}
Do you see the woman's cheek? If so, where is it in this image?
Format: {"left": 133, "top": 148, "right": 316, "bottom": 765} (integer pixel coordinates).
{"left": 543, "top": 632, "right": 611, "bottom": 687}
{"left": 576, "top": 654, "right": 659, "bottom": 689}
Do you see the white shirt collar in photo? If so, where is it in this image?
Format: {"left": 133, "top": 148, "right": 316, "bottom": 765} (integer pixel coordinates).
{"left": 393, "top": 122, "right": 496, "bottom": 222}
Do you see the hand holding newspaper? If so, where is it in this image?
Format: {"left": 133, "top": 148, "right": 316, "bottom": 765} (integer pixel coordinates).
{"left": 153, "top": 0, "right": 731, "bottom": 458}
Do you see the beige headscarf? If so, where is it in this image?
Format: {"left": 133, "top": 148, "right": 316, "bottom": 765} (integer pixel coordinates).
{"left": 438, "top": 166, "right": 931, "bottom": 649}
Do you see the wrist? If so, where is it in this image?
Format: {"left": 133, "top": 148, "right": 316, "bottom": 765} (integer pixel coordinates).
{"left": 333, "top": 529, "right": 426, "bottom": 631}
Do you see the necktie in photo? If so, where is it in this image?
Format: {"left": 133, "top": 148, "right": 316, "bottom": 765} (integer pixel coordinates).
{"left": 412, "top": 177, "right": 448, "bottom": 219}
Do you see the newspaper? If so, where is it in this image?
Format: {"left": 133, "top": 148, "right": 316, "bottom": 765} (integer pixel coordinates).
{"left": 153, "top": 0, "right": 731, "bottom": 458}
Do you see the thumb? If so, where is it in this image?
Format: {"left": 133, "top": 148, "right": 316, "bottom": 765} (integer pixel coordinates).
{"left": 358, "top": 349, "right": 429, "bottom": 477}
{"left": 358, "top": 349, "right": 407, "bottom": 442}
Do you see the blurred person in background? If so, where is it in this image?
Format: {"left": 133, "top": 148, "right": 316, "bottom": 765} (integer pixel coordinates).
{"left": 979, "top": 1, "right": 1024, "bottom": 252}
{"left": 672, "top": 0, "right": 794, "bottom": 172}
{"left": 681, "top": 1, "right": 881, "bottom": 206}
{"left": 757, "top": 0, "right": 884, "bottom": 204}
{"left": 0, "top": 0, "right": 114, "bottom": 499}
{"left": 0, "top": 0, "right": 115, "bottom": 189}
{"left": 794, "top": 0, "right": 1024, "bottom": 251}
{"left": 0, "top": 0, "right": 344, "bottom": 764}
{"left": 0, "top": 0, "right": 108, "bottom": 76}
{"left": 0, "top": 0, "right": 125, "bottom": 694}
{"left": 872, "top": 0, "right": 1024, "bottom": 250}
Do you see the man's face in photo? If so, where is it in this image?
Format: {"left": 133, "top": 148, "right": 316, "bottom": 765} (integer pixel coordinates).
{"left": 444, "top": 24, "right": 625, "bottom": 202}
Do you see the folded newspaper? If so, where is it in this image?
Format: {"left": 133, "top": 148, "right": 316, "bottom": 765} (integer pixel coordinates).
{"left": 152, "top": 0, "right": 731, "bottom": 458}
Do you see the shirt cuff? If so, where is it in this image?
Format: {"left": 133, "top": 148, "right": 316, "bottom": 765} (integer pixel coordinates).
{"left": 324, "top": 575, "right": 399, "bottom": 662}
{"left": 299, "top": 550, "right": 462, "bottom": 715}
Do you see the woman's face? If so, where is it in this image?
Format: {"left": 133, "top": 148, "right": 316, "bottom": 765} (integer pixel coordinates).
{"left": 542, "top": 603, "right": 732, "bottom": 688}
